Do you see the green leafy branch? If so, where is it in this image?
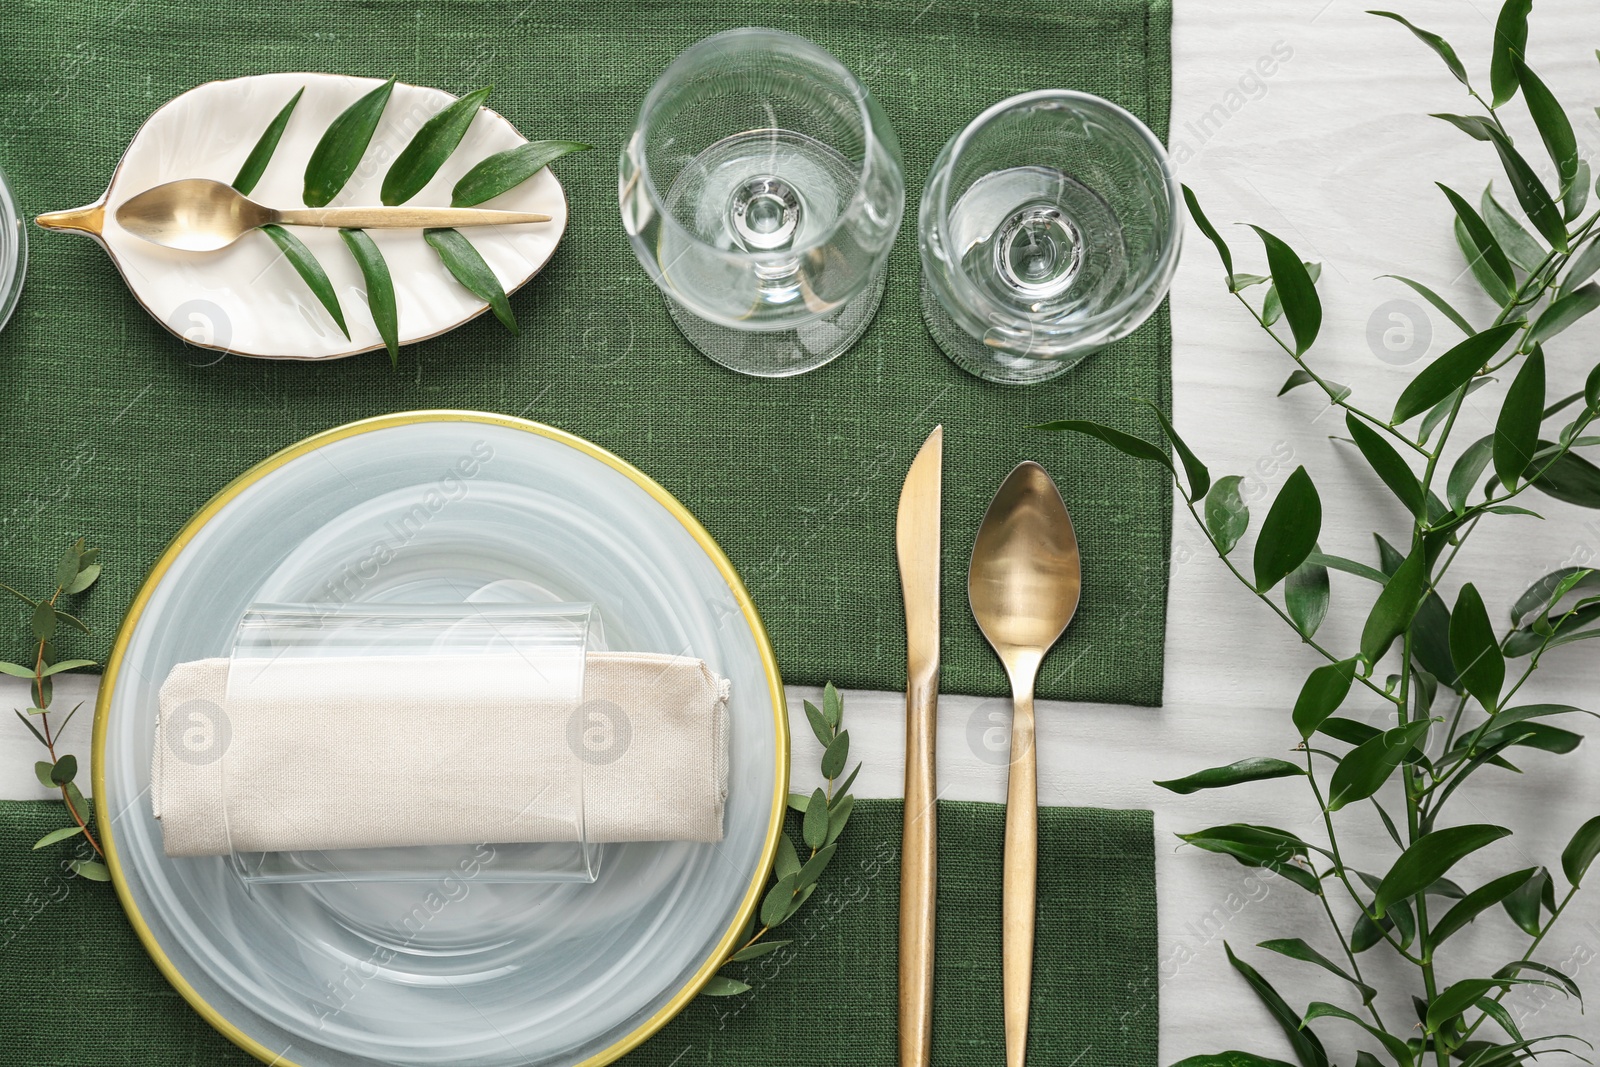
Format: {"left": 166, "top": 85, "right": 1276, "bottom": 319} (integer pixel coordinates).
{"left": 229, "top": 79, "right": 589, "bottom": 365}
{"left": 2, "top": 540, "right": 107, "bottom": 882}
{"left": 1055, "top": 6, "right": 1600, "bottom": 1067}
{"left": 700, "top": 682, "right": 859, "bottom": 997}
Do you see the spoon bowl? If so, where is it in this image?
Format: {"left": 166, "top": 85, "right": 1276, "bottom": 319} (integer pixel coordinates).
{"left": 967, "top": 460, "right": 1080, "bottom": 1067}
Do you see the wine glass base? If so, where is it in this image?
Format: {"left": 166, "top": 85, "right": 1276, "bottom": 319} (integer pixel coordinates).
{"left": 919, "top": 275, "right": 1096, "bottom": 386}
{"left": 665, "top": 263, "right": 888, "bottom": 378}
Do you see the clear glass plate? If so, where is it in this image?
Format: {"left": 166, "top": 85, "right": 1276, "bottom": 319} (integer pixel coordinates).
{"left": 0, "top": 162, "right": 26, "bottom": 332}
{"left": 94, "top": 412, "right": 787, "bottom": 1067}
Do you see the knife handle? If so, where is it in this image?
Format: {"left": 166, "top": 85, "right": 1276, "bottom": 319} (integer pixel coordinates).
{"left": 898, "top": 670, "right": 938, "bottom": 1067}
{"left": 1003, "top": 688, "right": 1037, "bottom": 1067}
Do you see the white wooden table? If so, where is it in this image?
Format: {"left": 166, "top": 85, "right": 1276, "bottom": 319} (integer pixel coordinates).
{"left": 4, "top": 1, "right": 1599, "bottom": 1060}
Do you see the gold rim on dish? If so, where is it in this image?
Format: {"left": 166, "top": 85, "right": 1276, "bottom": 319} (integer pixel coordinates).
{"left": 91, "top": 409, "right": 791, "bottom": 1067}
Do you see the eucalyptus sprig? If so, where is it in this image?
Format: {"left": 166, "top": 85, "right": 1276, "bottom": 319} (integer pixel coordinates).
{"left": 1049, "top": 7, "right": 1600, "bottom": 1066}
{"left": 701, "top": 682, "right": 859, "bottom": 997}
{"left": 229, "top": 79, "right": 589, "bottom": 365}
{"left": 2, "top": 540, "right": 107, "bottom": 882}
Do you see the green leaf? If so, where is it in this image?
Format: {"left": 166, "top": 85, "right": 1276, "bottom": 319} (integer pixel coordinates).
{"left": 1512, "top": 569, "right": 1600, "bottom": 625}
{"left": 1139, "top": 398, "right": 1210, "bottom": 502}
{"left": 820, "top": 730, "right": 850, "bottom": 779}
{"left": 1516, "top": 59, "right": 1580, "bottom": 194}
{"left": 1381, "top": 274, "right": 1476, "bottom": 336}
{"left": 13, "top": 709, "right": 47, "bottom": 747}
{"left": 1361, "top": 550, "right": 1426, "bottom": 663}
{"left": 423, "top": 228, "right": 518, "bottom": 333}
{"left": 64, "top": 564, "right": 100, "bottom": 595}
{"left": 1486, "top": 125, "right": 1567, "bottom": 251}
{"left": 49, "top": 753, "right": 77, "bottom": 785}
{"left": 382, "top": 85, "right": 493, "bottom": 206}
{"left": 1178, "top": 826, "right": 1321, "bottom": 893}
{"left": 826, "top": 794, "right": 855, "bottom": 846}
{"left": 773, "top": 833, "right": 800, "bottom": 879}
{"left": 1293, "top": 659, "right": 1358, "bottom": 739}
{"left": 1369, "top": 10, "right": 1469, "bottom": 85}
{"left": 802, "top": 700, "right": 831, "bottom": 747}
{"left": 1530, "top": 283, "right": 1600, "bottom": 345}
{"left": 54, "top": 542, "right": 80, "bottom": 590}
{"left": 1170, "top": 1055, "right": 1298, "bottom": 1067}
{"left": 1392, "top": 321, "right": 1522, "bottom": 424}
{"left": 1411, "top": 590, "right": 1458, "bottom": 687}
{"left": 1457, "top": 217, "right": 1513, "bottom": 304}
{"left": 1432, "top": 112, "right": 1499, "bottom": 142}
{"left": 1481, "top": 185, "right": 1546, "bottom": 273}
{"left": 338, "top": 229, "right": 399, "bottom": 367}
{"left": 699, "top": 974, "right": 752, "bottom": 996}
{"left": 1440, "top": 184, "right": 1515, "bottom": 292}
{"left": 1450, "top": 583, "right": 1505, "bottom": 710}
{"left": 1035, "top": 420, "right": 1172, "bottom": 476}
{"left": 1250, "top": 227, "right": 1321, "bottom": 354}
{"left": 822, "top": 682, "right": 843, "bottom": 730}
{"left": 0, "top": 661, "right": 38, "bottom": 679}
{"left": 39, "top": 659, "right": 95, "bottom": 677}
{"left": 1257, "top": 937, "right": 1377, "bottom": 1002}
{"left": 795, "top": 843, "right": 835, "bottom": 888}
{"left": 1305, "top": 552, "right": 1386, "bottom": 584}
{"left": 728, "top": 938, "right": 790, "bottom": 962}
{"left": 260, "top": 224, "right": 349, "bottom": 338}
{"left": 1495, "top": 348, "right": 1546, "bottom": 488}
{"left": 1279, "top": 369, "right": 1316, "bottom": 396}
{"left": 1497, "top": 959, "right": 1581, "bottom": 1002}
{"left": 1449, "top": 435, "right": 1495, "bottom": 513}
{"left": 1224, "top": 943, "right": 1330, "bottom": 1067}
{"left": 801, "top": 786, "right": 829, "bottom": 849}
{"left": 1563, "top": 237, "right": 1600, "bottom": 296}
{"left": 1327, "top": 720, "right": 1432, "bottom": 811}
{"left": 1183, "top": 184, "right": 1235, "bottom": 287}
{"left": 233, "top": 86, "right": 303, "bottom": 196}
{"left": 1528, "top": 441, "right": 1600, "bottom": 508}
{"left": 1285, "top": 554, "right": 1330, "bottom": 638}
{"left": 1302, "top": 1001, "right": 1414, "bottom": 1066}
{"left": 1564, "top": 159, "right": 1591, "bottom": 222}
{"left": 453, "top": 139, "right": 591, "bottom": 207}
{"left": 32, "top": 599, "right": 55, "bottom": 641}
{"left": 1154, "top": 758, "right": 1305, "bottom": 795}
{"left": 1205, "top": 476, "right": 1250, "bottom": 556}
{"left": 31, "top": 824, "right": 84, "bottom": 850}
{"left": 1345, "top": 413, "right": 1424, "bottom": 515}
{"left": 1373, "top": 824, "right": 1512, "bottom": 917}
{"left": 1431, "top": 868, "right": 1537, "bottom": 944}
{"left": 1561, "top": 814, "right": 1600, "bottom": 886}
{"left": 758, "top": 874, "right": 798, "bottom": 927}
{"left": 1489, "top": 0, "right": 1532, "bottom": 107}
{"left": 304, "top": 77, "right": 395, "bottom": 208}
{"left": 68, "top": 859, "right": 109, "bottom": 882}
{"left": 33, "top": 761, "right": 55, "bottom": 788}
{"left": 835, "top": 762, "right": 861, "bottom": 799}
{"left": 64, "top": 781, "right": 90, "bottom": 825}
{"left": 1428, "top": 978, "right": 1509, "bottom": 1034}
{"left": 1472, "top": 997, "right": 1525, "bottom": 1044}
{"left": 1254, "top": 466, "right": 1321, "bottom": 592}
{"left": 786, "top": 792, "right": 809, "bottom": 813}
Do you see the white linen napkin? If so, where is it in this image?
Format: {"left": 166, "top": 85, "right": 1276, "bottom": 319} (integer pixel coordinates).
{"left": 151, "top": 652, "right": 730, "bottom": 857}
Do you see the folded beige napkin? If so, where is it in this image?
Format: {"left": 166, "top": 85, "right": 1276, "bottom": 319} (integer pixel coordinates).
{"left": 152, "top": 652, "right": 729, "bottom": 857}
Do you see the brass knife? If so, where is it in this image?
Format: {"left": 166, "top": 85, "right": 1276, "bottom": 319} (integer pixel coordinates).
{"left": 896, "top": 425, "right": 942, "bottom": 1067}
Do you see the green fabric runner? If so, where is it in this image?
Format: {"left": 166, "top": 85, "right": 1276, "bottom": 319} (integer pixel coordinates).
{"left": 0, "top": 798, "right": 1157, "bottom": 1066}
{"left": 0, "top": 0, "right": 1173, "bottom": 706}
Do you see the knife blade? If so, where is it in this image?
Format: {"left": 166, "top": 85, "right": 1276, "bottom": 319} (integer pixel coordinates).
{"left": 896, "top": 425, "right": 942, "bottom": 1067}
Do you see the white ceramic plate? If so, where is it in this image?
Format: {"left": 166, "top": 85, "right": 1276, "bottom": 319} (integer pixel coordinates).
{"left": 94, "top": 412, "right": 787, "bottom": 1067}
{"left": 38, "top": 73, "right": 569, "bottom": 360}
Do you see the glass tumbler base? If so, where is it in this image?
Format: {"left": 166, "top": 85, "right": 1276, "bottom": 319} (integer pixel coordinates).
{"left": 665, "top": 263, "right": 888, "bottom": 378}
{"left": 919, "top": 274, "right": 1098, "bottom": 386}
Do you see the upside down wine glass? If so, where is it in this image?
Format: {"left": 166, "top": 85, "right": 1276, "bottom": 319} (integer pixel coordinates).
{"left": 622, "top": 29, "right": 905, "bottom": 377}
{"left": 920, "top": 90, "right": 1181, "bottom": 385}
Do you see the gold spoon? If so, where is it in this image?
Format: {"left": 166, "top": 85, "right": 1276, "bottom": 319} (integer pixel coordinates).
{"left": 967, "top": 461, "right": 1081, "bottom": 1067}
{"left": 106, "top": 178, "right": 552, "bottom": 252}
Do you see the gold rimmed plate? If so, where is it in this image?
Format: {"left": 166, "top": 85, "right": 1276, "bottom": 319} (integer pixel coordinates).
{"left": 94, "top": 411, "right": 787, "bottom": 1067}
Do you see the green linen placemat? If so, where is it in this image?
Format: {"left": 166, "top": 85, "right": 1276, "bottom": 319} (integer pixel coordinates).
{"left": 0, "top": 0, "right": 1173, "bottom": 706}
{"left": 0, "top": 798, "right": 1157, "bottom": 1066}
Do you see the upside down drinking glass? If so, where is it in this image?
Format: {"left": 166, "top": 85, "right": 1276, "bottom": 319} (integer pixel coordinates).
{"left": 919, "top": 90, "right": 1181, "bottom": 385}
{"left": 621, "top": 29, "right": 905, "bottom": 377}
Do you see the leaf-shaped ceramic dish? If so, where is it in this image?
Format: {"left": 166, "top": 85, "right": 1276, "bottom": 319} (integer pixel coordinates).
{"left": 37, "top": 72, "right": 568, "bottom": 360}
